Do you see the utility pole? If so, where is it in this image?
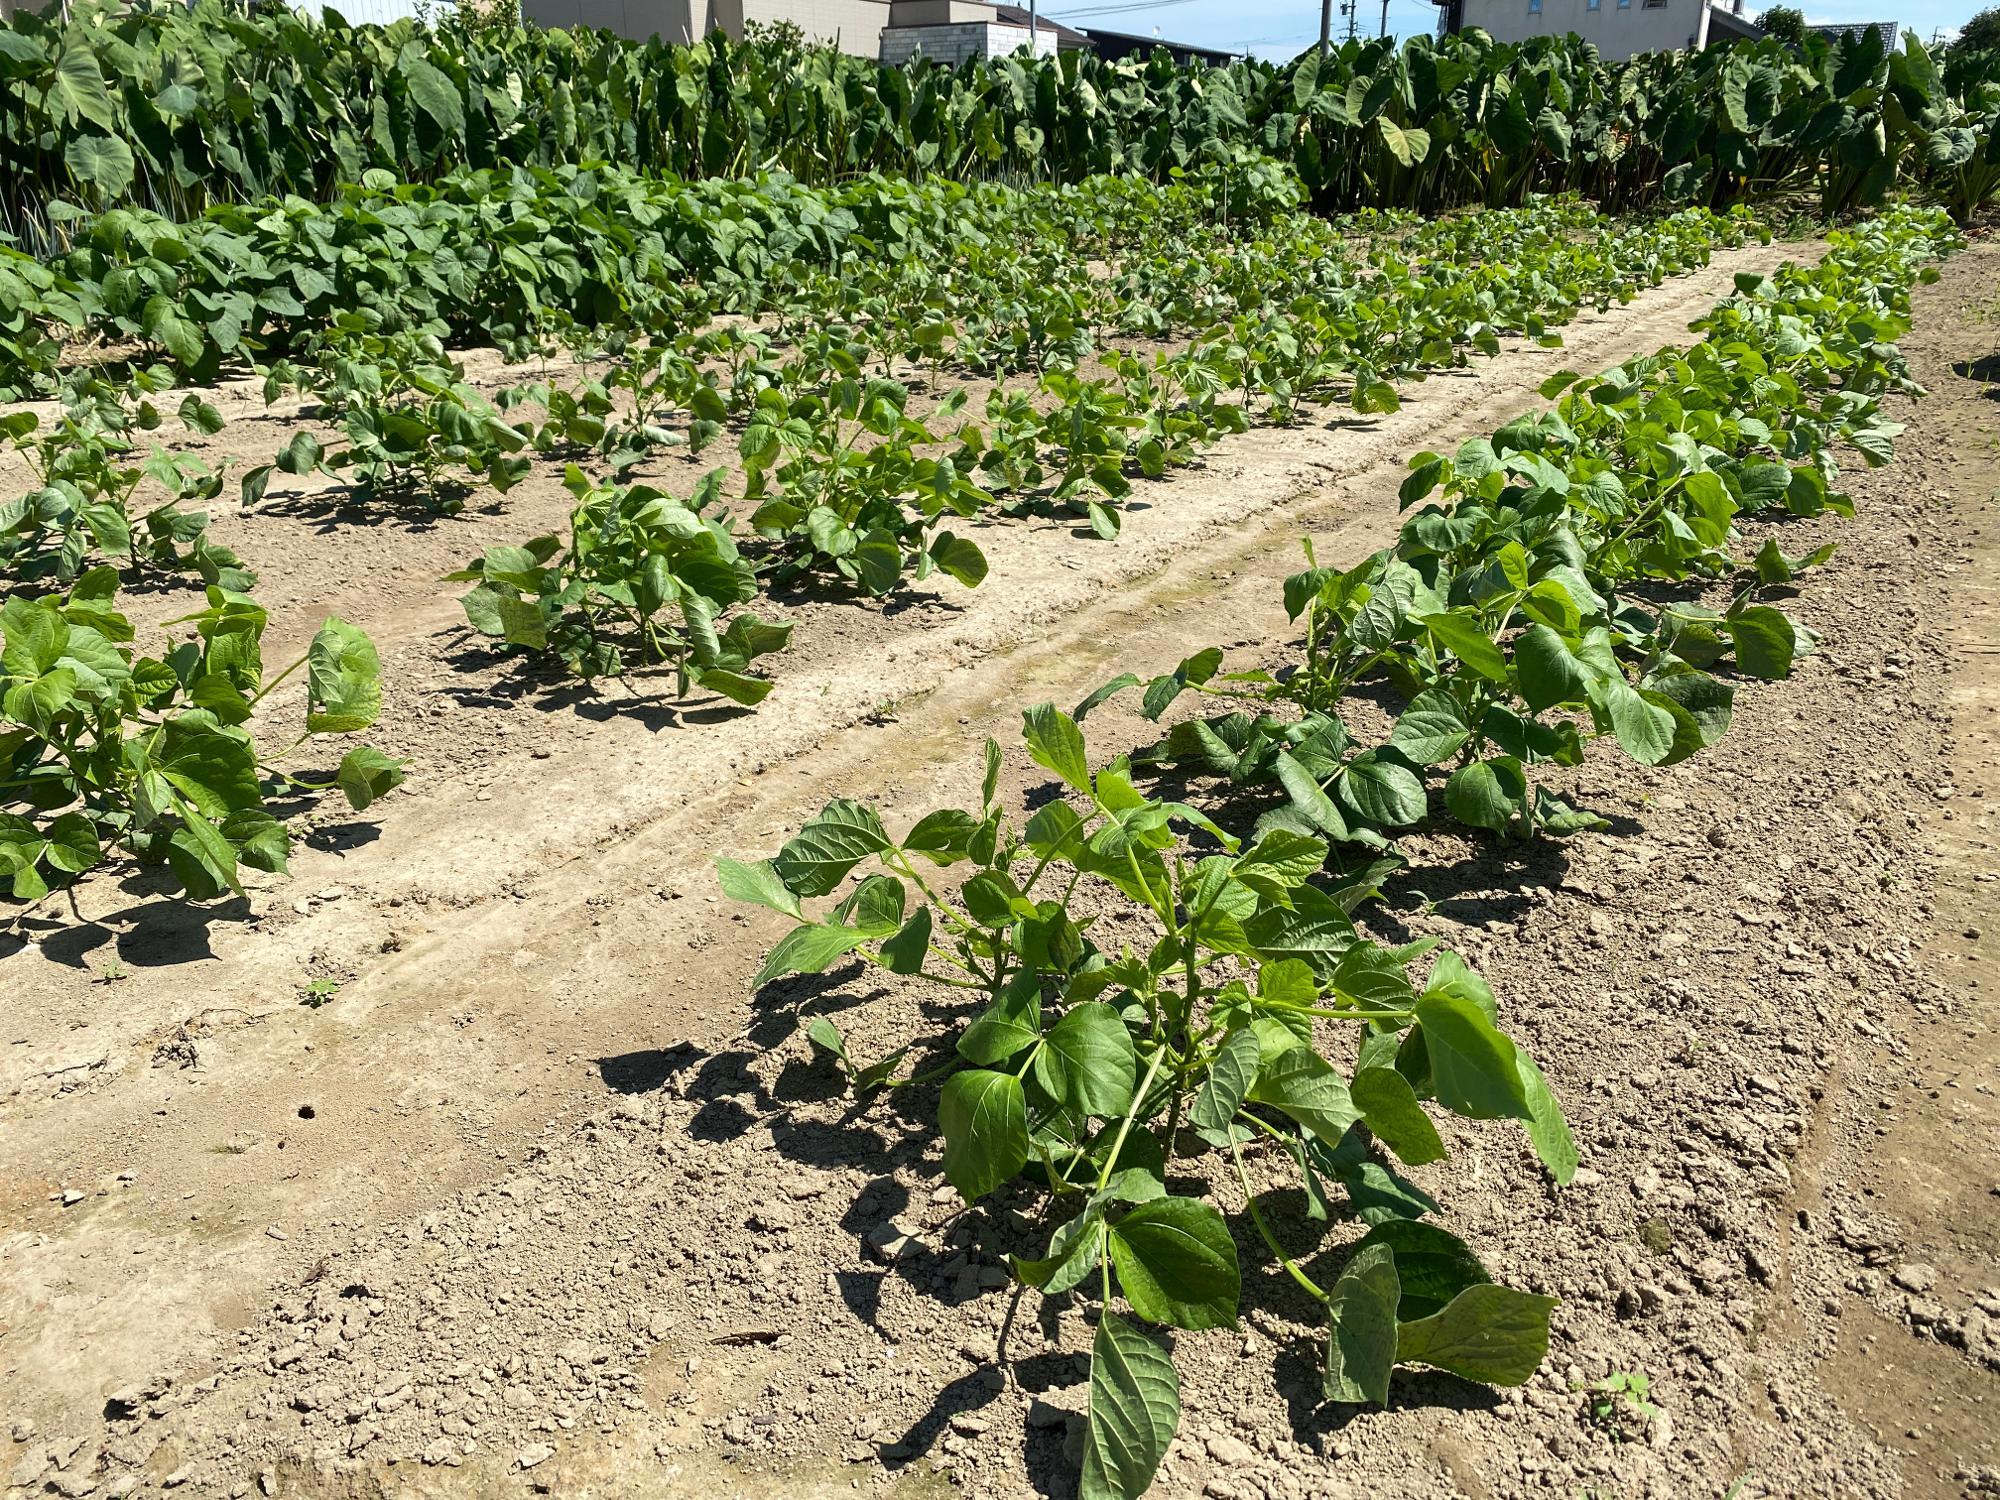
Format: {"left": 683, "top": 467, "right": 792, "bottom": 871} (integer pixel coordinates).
{"left": 1029, "top": 0, "right": 1039, "bottom": 50}
{"left": 1320, "top": 0, "right": 1332, "bottom": 53}
{"left": 1343, "top": 0, "right": 1358, "bottom": 41}
{"left": 1379, "top": 0, "right": 1389, "bottom": 34}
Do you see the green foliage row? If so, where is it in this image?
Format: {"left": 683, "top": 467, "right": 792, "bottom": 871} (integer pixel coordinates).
{"left": 436, "top": 194, "right": 1759, "bottom": 694}
{"left": 1097, "top": 205, "right": 1954, "bottom": 848}
{"left": 0, "top": 576, "right": 402, "bottom": 900}
{"left": 721, "top": 203, "right": 1958, "bottom": 1500}
{"left": 1, "top": 0, "right": 1997, "bottom": 235}
{"left": 2, "top": 158, "right": 1298, "bottom": 400}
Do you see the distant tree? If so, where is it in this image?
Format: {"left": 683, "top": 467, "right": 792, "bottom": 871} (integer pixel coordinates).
{"left": 1759, "top": 5, "right": 1808, "bottom": 43}
{"left": 1956, "top": 6, "right": 2000, "bottom": 49}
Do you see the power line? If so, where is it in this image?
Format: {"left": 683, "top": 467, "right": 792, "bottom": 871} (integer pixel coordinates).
{"left": 1045, "top": 0, "right": 1197, "bottom": 16}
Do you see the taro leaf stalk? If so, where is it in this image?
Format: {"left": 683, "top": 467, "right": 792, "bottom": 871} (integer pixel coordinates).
{"left": 723, "top": 705, "right": 1574, "bottom": 1500}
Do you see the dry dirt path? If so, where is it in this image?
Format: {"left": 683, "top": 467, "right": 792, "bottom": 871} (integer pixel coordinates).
{"left": 5, "top": 235, "right": 1995, "bottom": 1500}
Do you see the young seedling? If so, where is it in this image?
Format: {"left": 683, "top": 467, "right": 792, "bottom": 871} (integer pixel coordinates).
{"left": 1576, "top": 1369, "right": 1661, "bottom": 1442}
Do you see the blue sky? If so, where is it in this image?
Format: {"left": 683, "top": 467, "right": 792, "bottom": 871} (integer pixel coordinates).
{"left": 1036, "top": 0, "right": 1986, "bottom": 58}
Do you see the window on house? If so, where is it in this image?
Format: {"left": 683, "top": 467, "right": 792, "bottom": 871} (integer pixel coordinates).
{"left": 1529, "top": 0, "right": 1541, "bottom": 12}
{"left": 1587, "top": 0, "right": 1601, "bottom": 10}
{"left": 1617, "top": 0, "right": 1632, "bottom": 9}
{"left": 1641, "top": 0, "right": 1667, "bottom": 7}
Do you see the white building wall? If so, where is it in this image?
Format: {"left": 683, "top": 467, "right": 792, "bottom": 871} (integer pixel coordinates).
{"left": 523, "top": 0, "right": 884, "bottom": 51}
{"left": 1454, "top": 0, "right": 1708, "bottom": 57}
{"left": 746, "top": 0, "right": 892, "bottom": 53}
{"left": 879, "top": 19, "right": 1053, "bottom": 63}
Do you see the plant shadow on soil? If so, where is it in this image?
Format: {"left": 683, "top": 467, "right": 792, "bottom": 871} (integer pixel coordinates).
{"left": 1949, "top": 353, "right": 2000, "bottom": 393}
{"left": 438, "top": 630, "right": 769, "bottom": 730}
{"left": 250, "top": 479, "right": 507, "bottom": 534}
{"left": 4, "top": 874, "right": 253, "bottom": 968}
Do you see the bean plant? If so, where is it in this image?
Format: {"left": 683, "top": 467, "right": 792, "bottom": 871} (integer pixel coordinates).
{"left": 1089, "top": 205, "right": 1957, "bottom": 845}
{"left": 450, "top": 469, "right": 790, "bottom": 701}
{"left": 724, "top": 707, "right": 1573, "bottom": 1500}
{"left": 0, "top": 572, "right": 402, "bottom": 899}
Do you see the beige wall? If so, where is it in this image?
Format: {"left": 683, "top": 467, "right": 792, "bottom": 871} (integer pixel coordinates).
{"left": 522, "top": 0, "right": 884, "bottom": 51}
{"left": 744, "top": 0, "right": 890, "bottom": 52}
{"left": 522, "top": 0, "right": 702, "bottom": 43}
{"left": 1457, "top": 0, "right": 1710, "bottom": 57}
{"left": 887, "top": 0, "right": 992, "bottom": 25}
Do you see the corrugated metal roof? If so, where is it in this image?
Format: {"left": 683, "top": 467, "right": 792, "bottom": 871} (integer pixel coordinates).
{"left": 1807, "top": 19, "right": 1900, "bottom": 49}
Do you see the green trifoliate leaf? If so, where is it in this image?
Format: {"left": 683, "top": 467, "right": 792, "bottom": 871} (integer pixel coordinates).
{"left": 879, "top": 907, "right": 933, "bottom": 975}
{"left": 1107, "top": 1197, "right": 1241, "bottom": 1332}
{"left": 1395, "top": 1284, "right": 1558, "bottom": 1388}
{"left": 43, "top": 812, "right": 102, "bottom": 876}
{"left": 335, "top": 746, "right": 406, "bottom": 811}
{"left": 1323, "top": 1242, "right": 1400, "bottom": 1406}
{"left": 927, "top": 532, "right": 987, "bottom": 589}
{"left": 716, "top": 857, "right": 805, "bottom": 920}
{"left": 772, "top": 799, "right": 891, "bottom": 897}
{"left": 1081, "top": 1313, "right": 1179, "bottom": 1500}
{"left": 1723, "top": 605, "right": 1798, "bottom": 679}
{"left": 1412, "top": 992, "right": 1530, "bottom": 1121}
{"left": 1516, "top": 1051, "right": 1578, "bottom": 1186}
{"left": 1511, "top": 623, "right": 1592, "bottom": 713}
{"left": 1349, "top": 1220, "right": 1492, "bottom": 1320}
{"left": 1190, "top": 1025, "right": 1261, "bottom": 1134}
{"left": 1272, "top": 749, "right": 1349, "bottom": 841}
{"left": 1444, "top": 757, "right": 1527, "bottom": 834}
{"left": 1592, "top": 676, "right": 1679, "bottom": 766}
{"left": 958, "top": 973, "right": 1042, "bottom": 1065}
{"left": 1350, "top": 1066, "right": 1446, "bottom": 1166}
{"left": 305, "top": 618, "right": 383, "bottom": 733}
{"left": 1247, "top": 1046, "right": 1359, "bottom": 1145}
{"left": 981, "top": 737, "right": 1002, "bottom": 809}
{"left": 1337, "top": 753, "right": 1426, "bottom": 828}
{"left": 1015, "top": 1207, "right": 1104, "bottom": 1295}
{"left": 1418, "top": 610, "right": 1508, "bottom": 683}
{"left": 1388, "top": 689, "right": 1470, "bottom": 765}
{"left": 1023, "top": 702, "right": 1091, "bottom": 792}
{"left": 754, "top": 922, "right": 868, "bottom": 988}
{"left": 1034, "top": 1002, "right": 1137, "bottom": 1117}
{"left": 939, "top": 1068, "right": 1029, "bottom": 1202}
{"left": 803, "top": 1016, "right": 851, "bottom": 1068}
{"left": 1242, "top": 884, "right": 1357, "bottom": 975}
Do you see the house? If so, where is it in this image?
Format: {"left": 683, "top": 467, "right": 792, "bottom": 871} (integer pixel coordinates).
{"left": 1434, "top": 0, "right": 1768, "bottom": 57}
{"left": 880, "top": 0, "right": 1085, "bottom": 65}
{"left": 520, "top": 0, "right": 1223, "bottom": 64}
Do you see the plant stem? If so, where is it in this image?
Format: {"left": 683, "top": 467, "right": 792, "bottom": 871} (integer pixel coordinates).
{"left": 1230, "top": 1136, "right": 1328, "bottom": 1305}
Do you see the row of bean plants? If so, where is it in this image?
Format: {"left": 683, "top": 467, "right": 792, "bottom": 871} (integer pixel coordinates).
{"left": 1, "top": 174, "right": 1770, "bottom": 898}
{"left": 3, "top": 175, "right": 1758, "bottom": 611}
{"left": 721, "top": 203, "right": 1960, "bottom": 1500}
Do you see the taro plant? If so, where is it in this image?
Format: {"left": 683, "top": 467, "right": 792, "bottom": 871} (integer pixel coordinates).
{"left": 449, "top": 467, "right": 790, "bottom": 701}
{"left": 723, "top": 706, "right": 1574, "bottom": 1500}
{"left": 0, "top": 571, "right": 403, "bottom": 900}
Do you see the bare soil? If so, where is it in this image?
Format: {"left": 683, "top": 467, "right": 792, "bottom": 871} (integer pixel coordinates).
{"left": 2, "top": 236, "right": 1996, "bottom": 1500}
